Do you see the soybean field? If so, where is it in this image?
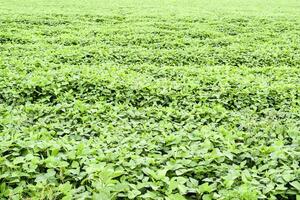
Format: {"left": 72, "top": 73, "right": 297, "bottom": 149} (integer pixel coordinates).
{"left": 0, "top": 0, "right": 300, "bottom": 199}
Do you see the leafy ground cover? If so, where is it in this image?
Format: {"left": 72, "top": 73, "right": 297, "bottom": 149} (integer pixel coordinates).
{"left": 0, "top": 0, "right": 300, "bottom": 199}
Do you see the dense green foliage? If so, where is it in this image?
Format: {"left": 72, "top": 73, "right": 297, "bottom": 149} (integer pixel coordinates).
{"left": 0, "top": 0, "right": 300, "bottom": 199}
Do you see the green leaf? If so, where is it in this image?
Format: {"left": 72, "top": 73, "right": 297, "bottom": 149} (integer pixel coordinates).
{"left": 92, "top": 191, "right": 111, "bottom": 200}
{"left": 167, "top": 193, "right": 186, "bottom": 200}
{"left": 203, "top": 194, "right": 213, "bottom": 200}
{"left": 198, "top": 183, "right": 213, "bottom": 194}
{"left": 128, "top": 190, "right": 141, "bottom": 199}
{"left": 291, "top": 181, "right": 300, "bottom": 191}
{"left": 59, "top": 182, "right": 72, "bottom": 195}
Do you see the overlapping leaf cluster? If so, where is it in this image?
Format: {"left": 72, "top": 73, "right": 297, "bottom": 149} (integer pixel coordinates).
{"left": 0, "top": 1, "right": 300, "bottom": 199}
